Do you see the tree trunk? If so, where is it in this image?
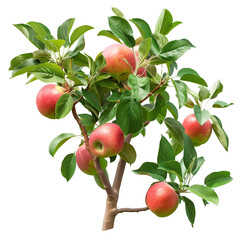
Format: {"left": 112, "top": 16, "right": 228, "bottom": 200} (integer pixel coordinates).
{"left": 102, "top": 195, "right": 118, "bottom": 231}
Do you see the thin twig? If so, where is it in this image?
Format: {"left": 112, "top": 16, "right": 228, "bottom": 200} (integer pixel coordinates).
{"left": 116, "top": 207, "right": 149, "bottom": 214}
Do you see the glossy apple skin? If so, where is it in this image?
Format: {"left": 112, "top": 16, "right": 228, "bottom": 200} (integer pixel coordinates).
{"left": 36, "top": 84, "right": 65, "bottom": 119}
{"left": 134, "top": 48, "right": 147, "bottom": 77}
{"left": 183, "top": 113, "right": 212, "bottom": 146}
{"left": 101, "top": 44, "right": 136, "bottom": 81}
{"left": 146, "top": 182, "right": 179, "bottom": 217}
{"left": 89, "top": 123, "right": 125, "bottom": 158}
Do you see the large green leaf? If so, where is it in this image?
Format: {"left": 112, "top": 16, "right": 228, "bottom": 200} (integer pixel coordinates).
{"left": 57, "top": 18, "right": 75, "bottom": 47}
{"left": 70, "top": 25, "right": 94, "bottom": 47}
{"left": 172, "top": 80, "right": 188, "bottom": 108}
{"left": 160, "top": 39, "right": 194, "bottom": 62}
{"left": 118, "top": 142, "right": 137, "bottom": 165}
{"left": 209, "top": 80, "right": 223, "bottom": 99}
{"left": 49, "top": 133, "right": 76, "bottom": 157}
{"left": 9, "top": 53, "right": 33, "bottom": 70}
{"left": 212, "top": 100, "right": 233, "bottom": 108}
{"left": 204, "top": 171, "right": 233, "bottom": 188}
{"left": 82, "top": 89, "right": 101, "bottom": 112}
{"left": 182, "top": 196, "right": 196, "bottom": 227}
{"left": 97, "top": 30, "right": 121, "bottom": 43}
{"left": 55, "top": 94, "right": 74, "bottom": 119}
{"left": 132, "top": 162, "right": 166, "bottom": 181}
{"left": 108, "top": 16, "right": 135, "bottom": 47}
{"left": 183, "top": 134, "right": 197, "bottom": 170}
{"left": 186, "top": 184, "right": 219, "bottom": 205}
{"left": 116, "top": 91, "right": 143, "bottom": 134}
{"left": 157, "top": 135, "right": 175, "bottom": 164}
{"left": 154, "top": 9, "right": 173, "bottom": 35}
{"left": 148, "top": 95, "right": 166, "bottom": 121}
{"left": 61, "top": 153, "right": 76, "bottom": 182}
{"left": 194, "top": 105, "right": 210, "bottom": 125}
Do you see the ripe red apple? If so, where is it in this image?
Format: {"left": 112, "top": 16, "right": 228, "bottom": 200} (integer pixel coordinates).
{"left": 146, "top": 182, "right": 179, "bottom": 217}
{"left": 36, "top": 84, "right": 65, "bottom": 119}
{"left": 183, "top": 113, "right": 212, "bottom": 146}
{"left": 101, "top": 44, "right": 136, "bottom": 81}
{"left": 134, "top": 47, "right": 147, "bottom": 77}
{"left": 75, "top": 144, "right": 107, "bottom": 175}
{"left": 89, "top": 123, "right": 125, "bottom": 158}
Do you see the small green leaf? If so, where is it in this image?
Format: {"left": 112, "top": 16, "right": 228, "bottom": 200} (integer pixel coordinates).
{"left": 154, "top": 9, "right": 173, "bottom": 35}
{"left": 116, "top": 91, "right": 143, "bottom": 134}
{"left": 118, "top": 142, "right": 137, "bottom": 165}
{"left": 70, "top": 25, "right": 94, "bottom": 47}
{"left": 33, "top": 50, "right": 51, "bottom": 61}
{"left": 192, "top": 157, "right": 205, "bottom": 175}
{"left": 198, "top": 87, "right": 210, "bottom": 102}
{"left": 111, "top": 7, "right": 125, "bottom": 18}
{"left": 94, "top": 169, "right": 109, "bottom": 189}
{"left": 194, "top": 105, "right": 210, "bottom": 125}
{"left": 97, "top": 30, "right": 121, "bottom": 43}
{"left": 27, "top": 21, "right": 51, "bottom": 37}
{"left": 138, "top": 38, "right": 152, "bottom": 62}
{"left": 132, "top": 162, "right": 166, "bottom": 181}
{"left": 57, "top": 18, "right": 75, "bottom": 47}
{"left": 158, "top": 160, "right": 183, "bottom": 182}
{"left": 128, "top": 74, "right": 150, "bottom": 102}
{"left": 210, "top": 115, "right": 229, "bottom": 151}
{"left": 61, "top": 153, "right": 76, "bottom": 182}
{"left": 172, "top": 80, "right": 188, "bottom": 108}
{"left": 99, "top": 103, "right": 117, "bottom": 125}
{"left": 182, "top": 196, "right": 196, "bottom": 227}
{"left": 183, "top": 134, "right": 197, "bottom": 169}
{"left": 209, "top": 80, "right": 223, "bottom": 99}
{"left": 82, "top": 89, "right": 101, "bottom": 112}
{"left": 186, "top": 184, "right": 219, "bottom": 205}
{"left": 55, "top": 94, "right": 74, "bottom": 119}
{"left": 148, "top": 95, "right": 166, "bottom": 121}
{"left": 212, "top": 101, "right": 233, "bottom": 108}
{"left": 108, "top": 16, "right": 135, "bottom": 48}
{"left": 166, "top": 102, "right": 178, "bottom": 119}
{"left": 78, "top": 114, "right": 97, "bottom": 127}
{"left": 49, "top": 133, "right": 76, "bottom": 157}
{"left": 9, "top": 53, "right": 33, "bottom": 70}
{"left": 157, "top": 135, "right": 175, "bottom": 164}
{"left": 204, "top": 171, "right": 233, "bottom": 188}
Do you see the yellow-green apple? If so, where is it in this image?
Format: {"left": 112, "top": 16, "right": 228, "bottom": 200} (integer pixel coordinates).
{"left": 146, "top": 182, "right": 179, "bottom": 217}
{"left": 134, "top": 47, "right": 147, "bottom": 77}
{"left": 183, "top": 113, "right": 212, "bottom": 146}
{"left": 101, "top": 44, "right": 136, "bottom": 81}
{"left": 89, "top": 123, "right": 124, "bottom": 158}
{"left": 36, "top": 84, "right": 65, "bottom": 119}
{"left": 75, "top": 144, "right": 107, "bottom": 175}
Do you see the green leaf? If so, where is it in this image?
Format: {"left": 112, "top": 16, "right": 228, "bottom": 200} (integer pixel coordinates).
{"left": 153, "top": 33, "right": 168, "bottom": 51}
{"left": 183, "top": 134, "right": 197, "bottom": 170}
{"left": 116, "top": 91, "right": 143, "bottom": 134}
{"left": 178, "top": 68, "right": 207, "bottom": 87}
{"left": 158, "top": 160, "right": 183, "bottom": 182}
{"left": 212, "top": 100, "right": 233, "bottom": 108}
{"left": 182, "top": 196, "right": 196, "bottom": 227}
{"left": 70, "top": 25, "right": 94, "bottom": 47}
{"left": 157, "top": 135, "right": 175, "bottom": 164}
{"left": 154, "top": 9, "right": 173, "bottom": 35}
{"left": 57, "top": 18, "right": 75, "bottom": 47}
{"left": 14, "top": 23, "right": 45, "bottom": 49}
{"left": 49, "top": 133, "right": 76, "bottom": 157}
{"left": 172, "top": 80, "right": 188, "bottom": 108}
{"left": 55, "top": 94, "right": 73, "bottom": 119}
{"left": 82, "top": 89, "right": 101, "bottom": 112}
{"left": 148, "top": 95, "right": 166, "bottom": 121}
{"left": 164, "top": 118, "right": 185, "bottom": 147}
{"left": 108, "top": 16, "right": 135, "bottom": 47}
{"left": 132, "top": 162, "right": 166, "bottom": 181}
{"left": 112, "top": 7, "right": 125, "bottom": 18}
{"left": 78, "top": 114, "right": 97, "bottom": 127}
{"left": 198, "top": 87, "right": 210, "bottom": 102}
{"left": 31, "top": 63, "right": 65, "bottom": 83}
{"left": 27, "top": 21, "right": 51, "bottom": 37}
{"left": 186, "top": 184, "right": 219, "bottom": 205}
{"left": 209, "top": 80, "right": 223, "bottom": 99}
{"left": 61, "top": 153, "right": 76, "bottom": 182}
{"left": 94, "top": 53, "right": 106, "bottom": 73}
{"left": 45, "top": 39, "right": 66, "bottom": 52}
{"left": 166, "top": 102, "right": 178, "bottom": 119}
{"left": 94, "top": 169, "right": 109, "bottom": 189}
{"left": 118, "top": 142, "right": 137, "bottom": 165}
{"left": 99, "top": 103, "right": 117, "bottom": 125}
{"left": 210, "top": 115, "right": 229, "bottom": 151}
{"left": 128, "top": 74, "right": 150, "bottom": 102}
{"left": 107, "top": 90, "right": 122, "bottom": 102}
{"left": 204, "top": 171, "right": 233, "bottom": 188}
{"left": 160, "top": 39, "right": 194, "bottom": 62}
{"left": 194, "top": 105, "right": 210, "bottom": 125}
{"left": 9, "top": 53, "right": 33, "bottom": 70}
{"left": 33, "top": 50, "right": 51, "bottom": 61}
{"left": 192, "top": 157, "right": 205, "bottom": 175}
{"left": 97, "top": 30, "right": 121, "bottom": 43}
{"left": 138, "top": 38, "right": 152, "bottom": 62}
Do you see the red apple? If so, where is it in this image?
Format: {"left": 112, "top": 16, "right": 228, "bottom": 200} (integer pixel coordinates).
{"left": 101, "top": 44, "right": 136, "bottom": 81}
{"left": 146, "top": 182, "right": 179, "bottom": 217}
{"left": 89, "top": 123, "right": 124, "bottom": 158}
{"left": 36, "top": 84, "right": 65, "bottom": 119}
{"left": 75, "top": 144, "right": 107, "bottom": 175}
{"left": 134, "top": 47, "right": 147, "bottom": 77}
{"left": 183, "top": 113, "right": 212, "bottom": 146}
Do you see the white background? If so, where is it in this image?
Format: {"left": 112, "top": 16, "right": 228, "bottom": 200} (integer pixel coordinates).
{"left": 1, "top": 0, "right": 240, "bottom": 239}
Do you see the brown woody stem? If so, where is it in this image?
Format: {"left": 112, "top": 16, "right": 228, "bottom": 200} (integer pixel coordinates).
{"left": 116, "top": 207, "right": 149, "bottom": 214}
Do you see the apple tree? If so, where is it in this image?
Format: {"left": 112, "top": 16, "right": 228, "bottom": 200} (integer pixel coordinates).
{"left": 9, "top": 7, "right": 233, "bottom": 230}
